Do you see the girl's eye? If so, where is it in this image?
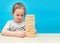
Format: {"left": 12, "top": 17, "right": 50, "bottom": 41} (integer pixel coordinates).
{"left": 21, "top": 15, "right": 23, "bottom": 16}
{"left": 16, "top": 14, "right": 19, "bottom": 16}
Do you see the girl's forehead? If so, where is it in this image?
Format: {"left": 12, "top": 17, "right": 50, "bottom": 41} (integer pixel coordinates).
{"left": 15, "top": 9, "right": 24, "bottom": 13}
{"left": 14, "top": 9, "right": 24, "bottom": 15}
{"left": 15, "top": 8, "right": 24, "bottom": 11}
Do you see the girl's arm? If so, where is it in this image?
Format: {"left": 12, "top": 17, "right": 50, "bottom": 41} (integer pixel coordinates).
{"left": 1, "top": 28, "right": 17, "bottom": 37}
{"left": 1, "top": 28, "right": 26, "bottom": 37}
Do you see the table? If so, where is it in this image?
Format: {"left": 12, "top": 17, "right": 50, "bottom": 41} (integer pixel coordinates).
{"left": 0, "top": 33, "right": 60, "bottom": 43}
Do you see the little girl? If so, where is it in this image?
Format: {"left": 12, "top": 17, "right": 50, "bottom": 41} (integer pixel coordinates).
{"left": 1, "top": 2, "right": 26, "bottom": 38}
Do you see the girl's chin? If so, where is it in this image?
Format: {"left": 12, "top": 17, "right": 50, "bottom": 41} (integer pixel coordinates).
{"left": 14, "top": 19, "right": 22, "bottom": 23}
{"left": 17, "top": 21, "right": 21, "bottom": 23}
{"left": 16, "top": 20, "right": 22, "bottom": 23}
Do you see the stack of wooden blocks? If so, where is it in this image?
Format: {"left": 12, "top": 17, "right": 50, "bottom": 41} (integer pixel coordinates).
{"left": 25, "top": 15, "right": 36, "bottom": 37}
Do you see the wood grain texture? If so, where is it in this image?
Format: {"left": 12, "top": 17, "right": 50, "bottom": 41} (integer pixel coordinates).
{"left": 25, "top": 15, "right": 36, "bottom": 37}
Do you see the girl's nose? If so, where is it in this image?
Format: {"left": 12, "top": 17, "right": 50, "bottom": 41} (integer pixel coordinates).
{"left": 19, "top": 17, "right": 21, "bottom": 19}
{"left": 18, "top": 16, "right": 22, "bottom": 19}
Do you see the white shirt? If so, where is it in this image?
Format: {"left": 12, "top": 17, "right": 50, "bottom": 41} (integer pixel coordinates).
{"left": 3, "top": 20, "right": 25, "bottom": 31}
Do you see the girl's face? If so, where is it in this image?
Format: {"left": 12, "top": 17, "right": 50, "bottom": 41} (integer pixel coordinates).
{"left": 13, "top": 8, "right": 24, "bottom": 23}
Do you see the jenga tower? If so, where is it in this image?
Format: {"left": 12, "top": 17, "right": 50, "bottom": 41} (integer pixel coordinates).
{"left": 25, "top": 15, "right": 36, "bottom": 37}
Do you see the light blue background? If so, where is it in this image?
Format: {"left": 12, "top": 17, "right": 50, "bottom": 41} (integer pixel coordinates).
{"left": 0, "top": 0, "right": 60, "bottom": 33}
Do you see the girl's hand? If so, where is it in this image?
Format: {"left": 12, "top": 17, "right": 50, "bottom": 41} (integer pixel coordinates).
{"left": 16, "top": 31, "right": 25, "bottom": 38}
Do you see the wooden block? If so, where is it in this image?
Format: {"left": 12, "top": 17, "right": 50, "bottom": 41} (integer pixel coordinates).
{"left": 26, "top": 21, "right": 34, "bottom": 24}
{"left": 25, "top": 15, "right": 36, "bottom": 37}
{"left": 26, "top": 15, "right": 34, "bottom": 18}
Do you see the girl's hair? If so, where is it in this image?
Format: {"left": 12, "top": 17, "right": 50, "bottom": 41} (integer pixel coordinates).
{"left": 12, "top": 2, "right": 26, "bottom": 15}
